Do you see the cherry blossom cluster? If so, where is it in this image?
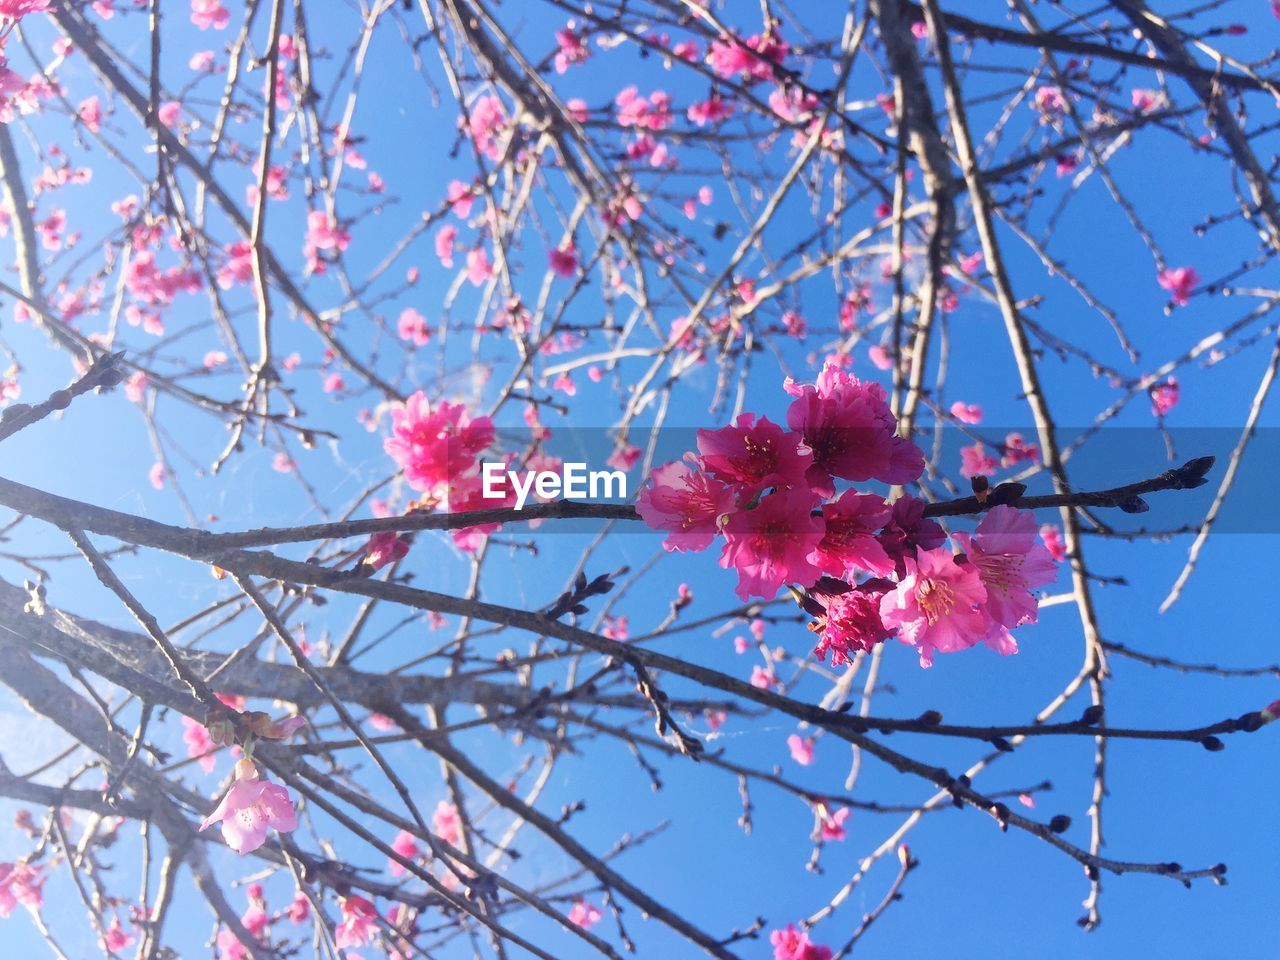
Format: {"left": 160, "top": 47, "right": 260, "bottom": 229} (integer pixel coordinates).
{"left": 638, "top": 365, "right": 1058, "bottom": 667}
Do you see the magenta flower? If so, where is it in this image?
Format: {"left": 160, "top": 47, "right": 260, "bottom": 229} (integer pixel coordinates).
{"left": 363, "top": 530, "right": 409, "bottom": 571}
{"left": 384, "top": 391, "right": 494, "bottom": 498}
{"left": 1151, "top": 376, "right": 1179, "bottom": 417}
{"left": 784, "top": 364, "right": 923, "bottom": 493}
{"left": 719, "top": 488, "right": 823, "bottom": 600}
{"left": 811, "top": 580, "right": 894, "bottom": 667}
{"left": 879, "top": 547, "right": 990, "bottom": 668}
{"left": 769, "top": 924, "right": 833, "bottom": 960}
{"left": 548, "top": 243, "right": 579, "bottom": 278}
{"left": 0, "top": 862, "right": 42, "bottom": 918}
{"left": 817, "top": 804, "right": 850, "bottom": 842}
{"left": 811, "top": 490, "right": 893, "bottom": 578}
{"left": 199, "top": 771, "right": 298, "bottom": 854}
{"left": 954, "top": 505, "right": 1057, "bottom": 644}
{"left": 877, "top": 495, "right": 945, "bottom": 573}
{"left": 636, "top": 457, "right": 736, "bottom": 552}
{"left": 697, "top": 413, "right": 812, "bottom": 496}
{"left": 1158, "top": 266, "right": 1199, "bottom": 307}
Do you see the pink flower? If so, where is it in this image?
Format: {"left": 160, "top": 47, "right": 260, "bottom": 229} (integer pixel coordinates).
{"left": 949, "top": 401, "right": 983, "bottom": 424}
{"left": 466, "top": 94, "right": 507, "bottom": 158}
{"left": 1131, "top": 88, "right": 1161, "bottom": 113}
{"left": 446, "top": 180, "right": 473, "bottom": 218}
{"left": 158, "top": 101, "right": 181, "bottom": 128}
{"left": 0, "top": 862, "right": 43, "bottom": 918}
{"left": 272, "top": 452, "right": 294, "bottom": 473}
{"left": 568, "top": 899, "right": 602, "bottom": 928}
{"left": 190, "top": 0, "right": 229, "bottom": 30}
{"left": 434, "top": 224, "right": 457, "bottom": 267}
{"left": 189, "top": 50, "right": 216, "bottom": 70}
{"left": 198, "top": 768, "right": 298, "bottom": 854}
{"left": 554, "top": 27, "right": 590, "bottom": 73}
{"left": 1000, "top": 432, "right": 1039, "bottom": 468}
{"left": 811, "top": 491, "right": 894, "bottom": 579}
{"left": 383, "top": 391, "right": 494, "bottom": 497}
{"left": 1033, "top": 85, "right": 1066, "bottom": 116}
{"left": 566, "top": 97, "right": 589, "bottom": 123}
{"left": 960, "top": 442, "right": 998, "bottom": 479}
{"left": 397, "top": 307, "right": 430, "bottom": 347}
{"left": 953, "top": 505, "right": 1057, "bottom": 647}
{"left": 432, "top": 800, "right": 460, "bottom": 846}
{"left": 216, "top": 241, "right": 254, "bottom": 289}
{"left": 877, "top": 498, "right": 946, "bottom": 573}
{"left": 78, "top": 96, "right": 102, "bottom": 133}
{"left": 335, "top": 895, "right": 377, "bottom": 949}
{"left": 817, "top": 804, "right": 850, "bottom": 842}
{"left": 810, "top": 580, "right": 894, "bottom": 666}
{"left": 750, "top": 665, "right": 778, "bottom": 690}
{"left": 698, "top": 412, "right": 813, "bottom": 496}
{"left": 215, "top": 928, "right": 249, "bottom": 960}
{"left": 1039, "top": 524, "right": 1067, "bottom": 562}
{"left": 322, "top": 372, "right": 344, "bottom": 394}
{"left": 787, "top": 734, "right": 814, "bottom": 765}
{"left": 687, "top": 94, "right": 734, "bottom": 126}
{"left": 719, "top": 487, "right": 824, "bottom": 600}
{"left": 880, "top": 547, "right": 990, "bottom": 667}
{"left": 101, "top": 917, "right": 133, "bottom": 953}
{"left": 1158, "top": 266, "right": 1199, "bottom": 307}
{"left": 0, "top": 1, "right": 51, "bottom": 19}
{"left": 784, "top": 364, "right": 923, "bottom": 493}
{"left": 181, "top": 716, "right": 217, "bottom": 773}
{"left": 1151, "top": 376, "right": 1179, "bottom": 416}
{"left": 389, "top": 829, "right": 419, "bottom": 876}
{"left": 148, "top": 462, "right": 165, "bottom": 490}
{"left": 636, "top": 457, "right": 736, "bottom": 553}
{"left": 614, "top": 86, "right": 672, "bottom": 131}
{"left": 548, "top": 243, "right": 578, "bottom": 278}
{"left": 769, "top": 924, "right": 832, "bottom": 960}
{"left": 466, "top": 247, "right": 493, "bottom": 286}
{"left": 364, "top": 530, "right": 409, "bottom": 570}
{"left": 287, "top": 892, "right": 310, "bottom": 924}
{"left": 707, "top": 32, "right": 788, "bottom": 83}
{"left": 304, "top": 210, "right": 350, "bottom": 254}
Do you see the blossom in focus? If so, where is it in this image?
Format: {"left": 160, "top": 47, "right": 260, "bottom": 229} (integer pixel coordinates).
{"left": 198, "top": 764, "right": 298, "bottom": 854}
{"left": 810, "top": 490, "right": 893, "bottom": 578}
{"left": 636, "top": 457, "right": 736, "bottom": 553}
{"left": 698, "top": 412, "right": 812, "bottom": 496}
{"left": 880, "top": 547, "right": 989, "bottom": 667}
{"left": 383, "top": 390, "right": 494, "bottom": 498}
{"left": 719, "top": 487, "right": 823, "bottom": 600}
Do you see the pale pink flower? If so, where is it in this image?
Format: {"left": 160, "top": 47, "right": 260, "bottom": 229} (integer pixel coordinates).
{"left": 750, "top": 665, "right": 778, "bottom": 690}
{"left": 189, "top": 50, "right": 216, "bottom": 71}
{"left": 78, "top": 96, "right": 102, "bottom": 133}
{"left": 786, "top": 734, "right": 814, "bottom": 766}
{"left": 287, "top": 892, "right": 310, "bottom": 924}
{"left": 1033, "top": 85, "right": 1066, "bottom": 116}
{"left": 432, "top": 800, "right": 461, "bottom": 846}
{"left": 216, "top": 241, "right": 254, "bottom": 289}
{"left": 181, "top": 716, "right": 217, "bottom": 773}
{"left": 1000, "top": 432, "right": 1039, "bottom": 468}
{"left": 566, "top": 97, "right": 589, "bottom": 123}
{"left": 636, "top": 457, "right": 736, "bottom": 552}
{"left": 215, "top": 928, "right": 248, "bottom": 960}
{"left": 466, "top": 247, "right": 493, "bottom": 286}
{"left": 1158, "top": 266, "right": 1199, "bottom": 306}
{"left": 953, "top": 505, "right": 1057, "bottom": 645}
{"left": 434, "top": 224, "right": 457, "bottom": 267}
{"left": 949, "top": 401, "right": 982, "bottom": 424}
{"left": 148, "top": 462, "right": 165, "bottom": 490}
{"left": 960, "top": 442, "right": 998, "bottom": 479}
{"left": 198, "top": 767, "right": 298, "bottom": 854}
{"left": 568, "top": 899, "right": 602, "bottom": 928}
{"left": 190, "top": 0, "right": 229, "bottom": 30}
{"left": 707, "top": 31, "right": 788, "bottom": 83}
{"left": 157, "top": 101, "right": 181, "bottom": 128}
{"left": 687, "top": 95, "right": 734, "bottom": 126}
{"left": 335, "top": 895, "right": 377, "bottom": 949}
{"left": 719, "top": 487, "right": 823, "bottom": 600}
{"left": 304, "top": 210, "right": 350, "bottom": 253}
{"left": 466, "top": 94, "right": 507, "bottom": 158}
{"left": 1039, "top": 524, "right": 1067, "bottom": 563}
{"left": 784, "top": 364, "right": 923, "bottom": 493}
{"left": 322, "top": 372, "right": 344, "bottom": 394}
{"left": 880, "top": 547, "right": 990, "bottom": 667}
{"left": 389, "top": 829, "right": 419, "bottom": 877}
{"left": 446, "top": 179, "right": 473, "bottom": 218}
{"left": 1131, "top": 88, "right": 1161, "bottom": 113}
{"left": 398, "top": 307, "right": 430, "bottom": 347}
{"left": 271, "top": 452, "right": 294, "bottom": 473}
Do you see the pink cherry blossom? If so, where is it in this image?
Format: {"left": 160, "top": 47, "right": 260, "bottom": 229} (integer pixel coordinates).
{"left": 467, "top": 94, "right": 507, "bottom": 158}
{"left": 688, "top": 94, "right": 734, "bottom": 126}
{"left": 554, "top": 27, "right": 590, "bottom": 73}
{"left": 1033, "top": 85, "right": 1066, "bottom": 116}
{"left": 335, "top": 895, "right": 377, "bottom": 949}
{"left": 435, "top": 224, "right": 457, "bottom": 267}
{"left": 707, "top": 31, "right": 788, "bottom": 83}
{"left": 433, "top": 800, "right": 461, "bottom": 845}
{"left": 953, "top": 506, "right": 1057, "bottom": 646}
{"left": 817, "top": 804, "right": 850, "bottom": 841}
{"left": 304, "top": 210, "right": 350, "bottom": 254}
{"left": 0, "top": 0, "right": 50, "bottom": 18}
{"left": 1039, "top": 523, "right": 1067, "bottom": 562}
{"left": 398, "top": 307, "right": 430, "bottom": 347}
{"left": 960, "top": 442, "right": 998, "bottom": 479}
{"left": 466, "top": 247, "right": 493, "bottom": 286}
{"left": 364, "top": 530, "right": 409, "bottom": 570}
{"left": 787, "top": 734, "right": 814, "bottom": 765}
{"left": 950, "top": 401, "right": 983, "bottom": 424}
{"left": 548, "top": 243, "right": 578, "bottom": 278}
{"left": 810, "top": 580, "right": 894, "bottom": 667}
{"left": 750, "top": 664, "right": 778, "bottom": 690}
{"left": 198, "top": 769, "right": 298, "bottom": 854}
{"left": 1158, "top": 266, "right": 1199, "bottom": 306}
{"left": 102, "top": 917, "right": 133, "bottom": 953}
{"left": 811, "top": 491, "right": 894, "bottom": 578}
{"left": 719, "top": 487, "right": 823, "bottom": 600}
{"left": 769, "top": 924, "right": 832, "bottom": 960}
{"left": 389, "top": 829, "right": 419, "bottom": 877}
{"left": 880, "top": 547, "right": 990, "bottom": 667}
{"left": 148, "top": 462, "right": 165, "bottom": 490}
{"left": 784, "top": 364, "right": 923, "bottom": 492}
{"left": 446, "top": 179, "right": 473, "bottom": 218}
{"left": 287, "top": 892, "right": 310, "bottom": 924}
{"left": 697, "top": 412, "right": 812, "bottom": 496}
{"left": 383, "top": 391, "right": 494, "bottom": 497}
{"left": 0, "top": 862, "right": 43, "bottom": 917}
{"left": 636, "top": 457, "right": 736, "bottom": 552}
{"left": 1151, "top": 376, "right": 1179, "bottom": 416}
{"left": 158, "top": 101, "right": 181, "bottom": 128}
{"left": 190, "top": 0, "right": 229, "bottom": 30}
{"left": 78, "top": 95, "right": 101, "bottom": 133}
{"left": 181, "top": 715, "right": 217, "bottom": 772}
{"left": 568, "top": 899, "right": 602, "bottom": 928}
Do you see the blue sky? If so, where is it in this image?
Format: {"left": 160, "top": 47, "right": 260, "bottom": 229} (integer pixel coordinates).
{"left": 0, "top": 2, "right": 1277, "bottom": 958}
